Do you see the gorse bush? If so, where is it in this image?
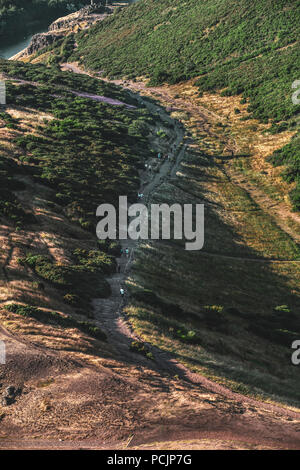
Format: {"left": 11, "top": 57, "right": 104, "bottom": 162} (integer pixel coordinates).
{"left": 21, "top": 253, "right": 111, "bottom": 302}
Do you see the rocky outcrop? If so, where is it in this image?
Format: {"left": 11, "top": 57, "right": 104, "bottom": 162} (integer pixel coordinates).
{"left": 25, "top": 32, "right": 65, "bottom": 56}
{"left": 10, "top": 2, "right": 126, "bottom": 60}
{"left": 49, "top": 3, "right": 109, "bottom": 33}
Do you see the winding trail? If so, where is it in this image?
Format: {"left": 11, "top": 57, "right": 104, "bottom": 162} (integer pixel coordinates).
{"left": 64, "top": 60, "right": 300, "bottom": 412}
{"left": 74, "top": 67, "right": 300, "bottom": 449}
{"left": 2, "top": 62, "right": 299, "bottom": 450}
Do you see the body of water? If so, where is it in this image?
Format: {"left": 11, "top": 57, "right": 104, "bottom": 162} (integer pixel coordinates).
{"left": 0, "top": 1, "right": 140, "bottom": 60}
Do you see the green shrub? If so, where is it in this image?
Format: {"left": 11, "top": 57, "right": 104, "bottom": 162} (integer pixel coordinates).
{"left": 22, "top": 253, "right": 111, "bottom": 301}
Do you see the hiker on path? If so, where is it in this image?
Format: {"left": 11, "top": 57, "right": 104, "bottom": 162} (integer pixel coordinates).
{"left": 120, "top": 288, "right": 125, "bottom": 298}
{"left": 125, "top": 247, "right": 130, "bottom": 258}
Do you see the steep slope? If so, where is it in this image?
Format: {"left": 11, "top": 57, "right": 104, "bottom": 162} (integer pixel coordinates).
{"left": 0, "top": 62, "right": 300, "bottom": 449}
{"left": 0, "top": 58, "right": 168, "bottom": 357}
{"left": 42, "top": 0, "right": 300, "bottom": 405}
{"left": 68, "top": 0, "right": 299, "bottom": 208}
{"left": 0, "top": 0, "right": 300, "bottom": 449}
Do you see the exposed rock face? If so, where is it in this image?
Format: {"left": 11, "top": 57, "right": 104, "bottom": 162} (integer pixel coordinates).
{"left": 11, "top": 2, "right": 125, "bottom": 60}
{"left": 49, "top": 3, "right": 109, "bottom": 33}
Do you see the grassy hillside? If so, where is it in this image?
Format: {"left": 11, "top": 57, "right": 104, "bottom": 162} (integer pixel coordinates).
{"left": 69, "top": 0, "right": 299, "bottom": 208}
{"left": 74, "top": 0, "right": 299, "bottom": 118}
{"left": 0, "top": 59, "right": 167, "bottom": 338}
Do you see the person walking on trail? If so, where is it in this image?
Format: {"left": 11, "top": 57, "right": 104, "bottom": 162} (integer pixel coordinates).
{"left": 125, "top": 248, "right": 129, "bottom": 258}
{"left": 120, "top": 288, "right": 125, "bottom": 298}
{"left": 158, "top": 152, "right": 161, "bottom": 159}
{"left": 120, "top": 248, "right": 124, "bottom": 257}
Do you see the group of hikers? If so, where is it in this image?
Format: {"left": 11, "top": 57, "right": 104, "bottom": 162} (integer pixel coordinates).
{"left": 118, "top": 143, "right": 178, "bottom": 301}
{"left": 144, "top": 150, "right": 175, "bottom": 174}
{"left": 157, "top": 152, "right": 172, "bottom": 161}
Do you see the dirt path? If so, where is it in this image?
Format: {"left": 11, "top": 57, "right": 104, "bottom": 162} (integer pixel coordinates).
{"left": 63, "top": 64, "right": 300, "bottom": 411}
{"left": 2, "top": 62, "right": 299, "bottom": 450}
{"left": 92, "top": 67, "right": 300, "bottom": 246}
{"left": 93, "top": 100, "right": 186, "bottom": 368}
{"left": 86, "top": 70, "right": 300, "bottom": 426}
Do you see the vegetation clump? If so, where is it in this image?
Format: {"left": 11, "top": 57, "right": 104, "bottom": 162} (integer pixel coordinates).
{"left": 20, "top": 253, "right": 111, "bottom": 303}
{"left": 129, "top": 340, "right": 154, "bottom": 360}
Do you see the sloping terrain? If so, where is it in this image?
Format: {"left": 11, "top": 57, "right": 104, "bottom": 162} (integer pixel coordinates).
{"left": 0, "top": 0, "right": 299, "bottom": 450}
{"left": 0, "top": 58, "right": 299, "bottom": 449}
{"left": 65, "top": 0, "right": 299, "bottom": 209}
{"left": 0, "top": 68, "right": 300, "bottom": 447}
{"left": 0, "top": 0, "right": 91, "bottom": 40}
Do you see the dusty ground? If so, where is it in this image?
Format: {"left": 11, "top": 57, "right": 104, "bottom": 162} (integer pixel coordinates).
{"left": 0, "top": 64, "right": 299, "bottom": 450}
